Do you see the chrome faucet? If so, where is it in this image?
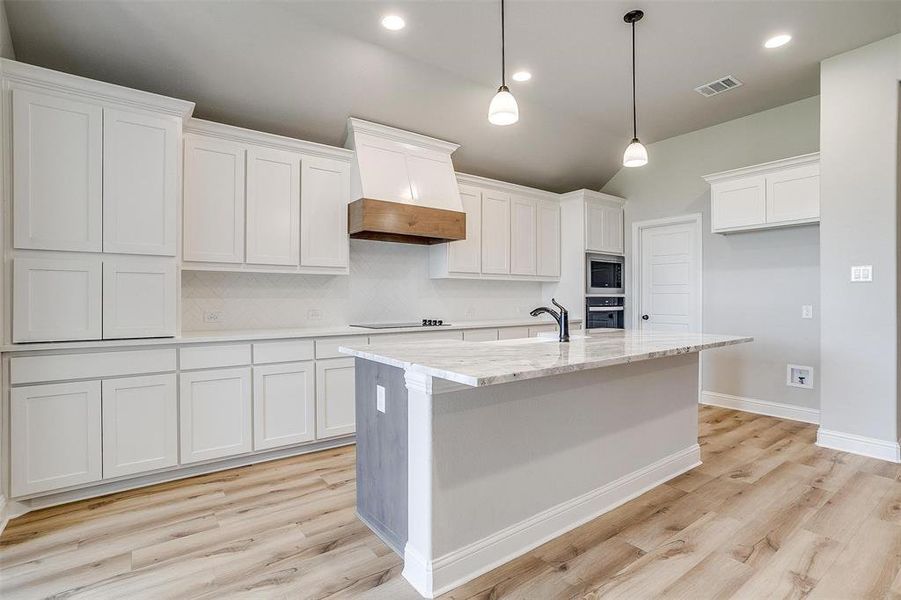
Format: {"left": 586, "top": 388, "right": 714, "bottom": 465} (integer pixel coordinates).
{"left": 530, "top": 298, "right": 570, "bottom": 342}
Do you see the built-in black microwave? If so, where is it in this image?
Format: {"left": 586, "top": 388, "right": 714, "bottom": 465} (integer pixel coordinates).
{"left": 586, "top": 253, "right": 625, "bottom": 295}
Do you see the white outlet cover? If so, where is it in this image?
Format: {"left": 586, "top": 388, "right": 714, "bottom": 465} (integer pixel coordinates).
{"left": 203, "top": 310, "right": 223, "bottom": 323}
{"left": 376, "top": 385, "right": 386, "bottom": 413}
{"left": 307, "top": 308, "right": 323, "bottom": 320}
{"left": 801, "top": 305, "right": 813, "bottom": 319}
{"left": 851, "top": 265, "right": 873, "bottom": 282}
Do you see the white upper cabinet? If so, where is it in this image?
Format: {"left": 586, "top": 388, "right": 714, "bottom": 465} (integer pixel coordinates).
{"left": 481, "top": 191, "right": 511, "bottom": 274}
{"left": 183, "top": 134, "right": 246, "bottom": 263}
{"left": 510, "top": 196, "right": 537, "bottom": 276}
{"left": 12, "top": 88, "right": 102, "bottom": 253}
{"left": 706, "top": 153, "right": 820, "bottom": 234}
{"left": 440, "top": 185, "right": 482, "bottom": 275}
{"left": 765, "top": 163, "right": 820, "bottom": 224}
{"left": 300, "top": 156, "right": 350, "bottom": 269}
{"left": 13, "top": 255, "right": 102, "bottom": 343}
{"left": 102, "top": 257, "right": 177, "bottom": 339}
{"left": 102, "top": 109, "right": 179, "bottom": 256}
{"left": 245, "top": 146, "right": 301, "bottom": 266}
{"left": 585, "top": 197, "right": 624, "bottom": 255}
{"left": 536, "top": 199, "right": 561, "bottom": 278}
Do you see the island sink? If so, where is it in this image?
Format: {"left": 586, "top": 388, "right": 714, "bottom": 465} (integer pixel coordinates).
{"left": 340, "top": 329, "right": 751, "bottom": 598}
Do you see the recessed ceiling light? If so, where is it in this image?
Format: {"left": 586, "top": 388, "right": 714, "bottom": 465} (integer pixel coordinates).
{"left": 764, "top": 34, "right": 791, "bottom": 49}
{"left": 512, "top": 70, "right": 532, "bottom": 82}
{"left": 381, "top": 15, "right": 405, "bottom": 31}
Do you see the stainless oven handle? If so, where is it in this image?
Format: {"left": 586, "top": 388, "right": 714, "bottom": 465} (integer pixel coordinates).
{"left": 588, "top": 307, "right": 624, "bottom": 312}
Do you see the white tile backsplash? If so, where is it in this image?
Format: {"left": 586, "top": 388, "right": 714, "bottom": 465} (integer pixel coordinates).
{"left": 182, "top": 240, "right": 543, "bottom": 331}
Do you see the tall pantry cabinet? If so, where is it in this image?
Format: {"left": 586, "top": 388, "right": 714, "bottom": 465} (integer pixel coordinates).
{"left": 4, "top": 60, "right": 195, "bottom": 343}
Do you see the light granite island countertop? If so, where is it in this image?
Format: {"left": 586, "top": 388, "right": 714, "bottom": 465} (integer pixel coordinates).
{"left": 342, "top": 329, "right": 752, "bottom": 599}
{"left": 339, "top": 329, "right": 752, "bottom": 387}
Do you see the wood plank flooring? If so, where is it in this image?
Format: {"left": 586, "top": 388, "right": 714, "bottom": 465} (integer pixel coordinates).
{"left": 4, "top": 406, "right": 901, "bottom": 599}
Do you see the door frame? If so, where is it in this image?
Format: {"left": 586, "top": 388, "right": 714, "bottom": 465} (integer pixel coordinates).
{"left": 630, "top": 213, "right": 703, "bottom": 332}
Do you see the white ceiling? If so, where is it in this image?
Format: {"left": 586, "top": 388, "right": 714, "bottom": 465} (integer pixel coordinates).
{"left": 6, "top": 1, "right": 901, "bottom": 192}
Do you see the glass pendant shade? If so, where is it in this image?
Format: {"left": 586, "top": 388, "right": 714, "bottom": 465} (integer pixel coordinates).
{"left": 623, "top": 138, "right": 648, "bottom": 167}
{"left": 488, "top": 85, "right": 519, "bottom": 126}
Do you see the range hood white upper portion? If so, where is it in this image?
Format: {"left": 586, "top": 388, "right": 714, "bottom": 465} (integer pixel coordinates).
{"left": 344, "top": 118, "right": 463, "bottom": 212}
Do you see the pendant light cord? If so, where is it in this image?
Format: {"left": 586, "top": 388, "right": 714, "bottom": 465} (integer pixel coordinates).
{"left": 501, "top": 0, "right": 506, "bottom": 87}
{"left": 631, "top": 19, "right": 637, "bottom": 140}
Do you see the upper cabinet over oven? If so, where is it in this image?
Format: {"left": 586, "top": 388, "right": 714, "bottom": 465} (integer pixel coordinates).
{"left": 181, "top": 119, "right": 353, "bottom": 276}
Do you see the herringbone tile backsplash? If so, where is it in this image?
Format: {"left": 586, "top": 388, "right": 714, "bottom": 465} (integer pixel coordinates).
{"left": 182, "top": 240, "right": 543, "bottom": 331}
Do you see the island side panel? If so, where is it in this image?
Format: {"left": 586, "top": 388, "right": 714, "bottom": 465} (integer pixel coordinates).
{"left": 429, "top": 352, "right": 700, "bottom": 559}
{"left": 354, "top": 358, "right": 409, "bottom": 555}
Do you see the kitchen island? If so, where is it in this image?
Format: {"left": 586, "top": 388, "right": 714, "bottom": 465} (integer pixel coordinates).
{"left": 340, "top": 330, "right": 752, "bottom": 598}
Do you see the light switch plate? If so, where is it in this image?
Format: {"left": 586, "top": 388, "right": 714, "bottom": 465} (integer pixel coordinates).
{"left": 851, "top": 265, "right": 873, "bottom": 282}
{"left": 801, "top": 305, "right": 813, "bottom": 319}
{"left": 376, "top": 385, "right": 386, "bottom": 413}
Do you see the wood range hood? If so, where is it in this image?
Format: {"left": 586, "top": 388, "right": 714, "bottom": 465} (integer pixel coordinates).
{"left": 344, "top": 118, "right": 466, "bottom": 245}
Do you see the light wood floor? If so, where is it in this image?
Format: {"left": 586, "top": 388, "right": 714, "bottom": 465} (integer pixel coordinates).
{"left": 4, "top": 406, "right": 901, "bottom": 599}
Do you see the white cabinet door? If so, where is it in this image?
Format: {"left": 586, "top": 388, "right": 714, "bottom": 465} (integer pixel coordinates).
{"left": 11, "top": 380, "right": 102, "bottom": 496}
{"left": 585, "top": 201, "right": 624, "bottom": 254}
{"left": 510, "top": 196, "right": 537, "bottom": 276}
{"left": 179, "top": 367, "right": 252, "bottom": 464}
{"left": 103, "top": 109, "right": 179, "bottom": 256}
{"left": 446, "top": 185, "right": 482, "bottom": 274}
{"left": 497, "top": 326, "right": 530, "bottom": 340}
{"left": 246, "top": 146, "right": 300, "bottom": 266}
{"left": 13, "top": 255, "right": 102, "bottom": 342}
{"left": 253, "top": 362, "right": 315, "bottom": 450}
{"left": 300, "top": 155, "right": 350, "bottom": 269}
{"left": 710, "top": 175, "right": 766, "bottom": 232}
{"left": 102, "top": 374, "right": 177, "bottom": 478}
{"left": 463, "top": 328, "right": 498, "bottom": 342}
{"left": 183, "top": 135, "right": 246, "bottom": 263}
{"left": 102, "top": 257, "right": 176, "bottom": 339}
{"left": 536, "top": 200, "right": 561, "bottom": 277}
{"left": 481, "top": 191, "right": 511, "bottom": 274}
{"left": 766, "top": 164, "right": 820, "bottom": 224}
{"left": 315, "top": 357, "right": 356, "bottom": 439}
{"left": 12, "top": 88, "right": 102, "bottom": 252}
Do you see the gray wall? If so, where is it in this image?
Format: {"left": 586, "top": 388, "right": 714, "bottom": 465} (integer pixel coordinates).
{"left": 602, "top": 96, "right": 821, "bottom": 410}
{"left": 819, "top": 34, "right": 900, "bottom": 443}
{"left": 0, "top": 1, "right": 13, "bottom": 59}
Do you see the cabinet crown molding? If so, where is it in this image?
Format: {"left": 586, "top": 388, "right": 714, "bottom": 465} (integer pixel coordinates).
{"left": 345, "top": 117, "right": 460, "bottom": 155}
{"left": 1, "top": 59, "right": 195, "bottom": 118}
{"left": 702, "top": 152, "right": 819, "bottom": 183}
{"left": 559, "top": 189, "right": 625, "bottom": 206}
{"left": 455, "top": 172, "right": 559, "bottom": 202}
{"left": 185, "top": 118, "right": 353, "bottom": 162}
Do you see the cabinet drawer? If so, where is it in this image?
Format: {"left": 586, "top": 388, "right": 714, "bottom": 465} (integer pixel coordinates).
{"left": 463, "top": 328, "right": 499, "bottom": 342}
{"left": 316, "top": 335, "right": 368, "bottom": 359}
{"left": 497, "top": 326, "right": 530, "bottom": 340}
{"left": 10, "top": 349, "right": 176, "bottom": 385}
{"left": 180, "top": 344, "right": 251, "bottom": 370}
{"left": 253, "top": 340, "right": 314, "bottom": 364}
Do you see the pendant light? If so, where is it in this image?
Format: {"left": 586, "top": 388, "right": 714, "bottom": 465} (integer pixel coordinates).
{"left": 623, "top": 9, "right": 648, "bottom": 167}
{"left": 488, "top": 0, "right": 519, "bottom": 125}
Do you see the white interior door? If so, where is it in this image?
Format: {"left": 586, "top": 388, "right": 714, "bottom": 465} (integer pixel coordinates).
{"left": 636, "top": 217, "right": 701, "bottom": 332}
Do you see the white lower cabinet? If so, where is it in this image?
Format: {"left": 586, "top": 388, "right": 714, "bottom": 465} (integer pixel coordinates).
{"left": 102, "top": 257, "right": 177, "bottom": 339}
{"left": 102, "top": 374, "right": 178, "bottom": 478}
{"left": 179, "top": 367, "right": 252, "bottom": 464}
{"left": 253, "top": 362, "right": 315, "bottom": 450}
{"left": 11, "top": 380, "right": 102, "bottom": 496}
{"left": 497, "top": 326, "right": 530, "bottom": 340}
{"left": 315, "top": 357, "right": 356, "bottom": 439}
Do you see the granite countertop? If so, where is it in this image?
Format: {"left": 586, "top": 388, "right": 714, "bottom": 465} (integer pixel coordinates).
{"left": 340, "top": 330, "right": 753, "bottom": 387}
{"left": 0, "top": 317, "right": 577, "bottom": 353}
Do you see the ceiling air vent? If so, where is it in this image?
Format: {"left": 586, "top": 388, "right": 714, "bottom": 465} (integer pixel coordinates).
{"left": 694, "top": 75, "right": 743, "bottom": 98}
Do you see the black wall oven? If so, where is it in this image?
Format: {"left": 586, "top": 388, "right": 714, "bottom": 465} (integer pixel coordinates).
{"left": 586, "top": 253, "right": 625, "bottom": 295}
{"left": 586, "top": 297, "right": 625, "bottom": 329}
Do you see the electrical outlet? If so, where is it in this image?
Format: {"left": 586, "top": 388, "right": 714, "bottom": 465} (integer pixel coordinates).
{"left": 851, "top": 265, "right": 873, "bottom": 282}
{"left": 203, "top": 310, "right": 223, "bottom": 324}
{"left": 376, "top": 385, "right": 386, "bottom": 413}
{"left": 307, "top": 308, "right": 322, "bottom": 321}
{"left": 801, "top": 305, "right": 813, "bottom": 319}
{"left": 465, "top": 307, "right": 476, "bottom": 319}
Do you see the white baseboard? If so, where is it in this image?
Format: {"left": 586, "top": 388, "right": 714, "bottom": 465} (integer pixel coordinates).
{"left": 700, "top": 390, "right": 820, "bottom": 424}
{"left": 817, "top": 428, "right": 901, "bottom": 463}
{"left": 403, "top": 443, "right": 701, "bottom": 598}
